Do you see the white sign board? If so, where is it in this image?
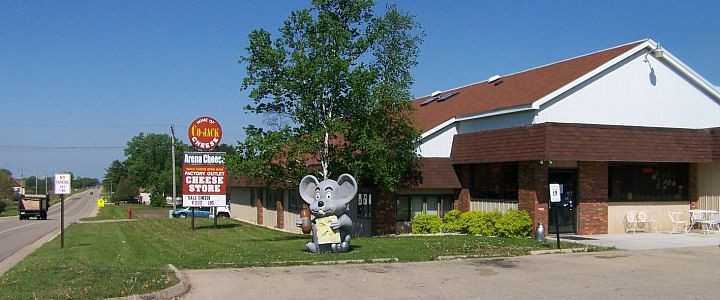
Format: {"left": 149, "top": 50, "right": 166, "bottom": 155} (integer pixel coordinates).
{"left": 182, "top": 195, "right": 226, "bottom": 207}
{"left": 54, "top": 173, "right": 72, "bottom": 195}
{"left": 549, "top": 183, "right": 561, "bottom": 203}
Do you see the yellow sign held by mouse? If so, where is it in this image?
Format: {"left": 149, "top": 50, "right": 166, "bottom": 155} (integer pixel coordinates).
{"left": 315, "top": 215, "right": 341, "bottom": 244}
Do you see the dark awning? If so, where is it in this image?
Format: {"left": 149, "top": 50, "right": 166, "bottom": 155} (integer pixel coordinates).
{"left": 451, "top": 123, "right": 717, "bottom": 164}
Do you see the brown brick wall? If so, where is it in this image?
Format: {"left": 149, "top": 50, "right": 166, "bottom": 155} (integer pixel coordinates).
{"left": 518, "top": 161, "right": 548, "bottom": 235}
{"left": 577, "top": 161, "right": 608, "bottom": 234}
{"left": 256, "top": 196, "right": 264, "bottom": 225}
{"left": 711, "top": 128, "right": 720, "bottom": 160}
{"left": 372, "top": 191, "right": 397, "bottom": 235}
{"left": 455, "top": 188, "right": 471, "bottom": 212}
{"left": 276, "top": 198, "right": 284, "bottom": 228}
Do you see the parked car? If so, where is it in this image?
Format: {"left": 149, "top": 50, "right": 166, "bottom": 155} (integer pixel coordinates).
{"left": 172, "top": 206, "right": 230, "bottom": 218}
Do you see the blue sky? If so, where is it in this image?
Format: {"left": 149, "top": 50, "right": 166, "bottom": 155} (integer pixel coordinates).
{"left": 2, "top": 0, "right": 719, "bottom": 178}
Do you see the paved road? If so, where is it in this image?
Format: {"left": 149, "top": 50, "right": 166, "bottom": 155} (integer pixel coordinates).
{"left": 0, "top": 188, "right": 99, "bottom": 266}
{"left": 183, "top": 246, "right": 720, "bottom": 300}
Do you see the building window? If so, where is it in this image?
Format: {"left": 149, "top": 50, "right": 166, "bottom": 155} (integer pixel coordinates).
{"left": 609, "top": 163, "right": 689, "bottom": 202}
{"left": 397, "top": 196, "right": 411, "bottom": 221}
{"left": 265, "top": 189, "right": 282, "bottom": 210}
{"left": 396, "top": 194, "right": 454, "bottom": 221}
{"left": 470, "top": 163, "right": 518, "bottom": 200}
{"left": 357, "top": 193, "right": 372, "bottom": 219}
{"left": 287, "top": 189, "right": 301, "bottom": 213}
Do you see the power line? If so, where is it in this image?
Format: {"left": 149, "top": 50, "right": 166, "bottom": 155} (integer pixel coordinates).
{"left": 0, "top": 145, "right": 124, "bottom": 150}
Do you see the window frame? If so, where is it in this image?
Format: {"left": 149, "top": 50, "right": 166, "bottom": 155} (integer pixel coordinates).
{"left": 608, "top": 162, "right": 689, "bottom": 202}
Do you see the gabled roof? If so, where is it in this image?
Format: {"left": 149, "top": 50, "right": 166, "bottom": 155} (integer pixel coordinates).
{"left": 411, "top": 41, "right": 643, "bottom": 132}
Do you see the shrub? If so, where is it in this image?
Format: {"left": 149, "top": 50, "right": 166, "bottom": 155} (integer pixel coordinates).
{"left": 461, "top": 211, "right": 501, "bottom": 236}
{"left": 0, "top": 200, "right": 7, "bottom": 214}
{"left": 495, "top": 209, "right": 533, "bottom": 238}
{"left": 150, "top": 191, "right": 165, "bottom": 207}
{"left": 411, "top": 213, "right": 442, "bottom": 234}
{"left": 440, "top": 209, "right": 464, "bottom": 233}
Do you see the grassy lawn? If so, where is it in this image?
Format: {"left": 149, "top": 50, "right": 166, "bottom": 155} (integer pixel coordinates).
{"left": 0, "top": 205, "right": 17, "bottom": 217}
{"left": 82, "top": 204, "right": 171, "bottom": 221}
{"left": 0, "top": 218, "right": 597, "bottom": 299}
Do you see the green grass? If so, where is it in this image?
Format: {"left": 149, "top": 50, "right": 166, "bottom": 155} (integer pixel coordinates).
{"left": 0, "top": 205, "right": 16, "bottom": 217}
{"left": 82, "top": 204, "right": 170, "bottom": 221}
{"left": 0, "top": 218, "right": 596, "bottom": 299}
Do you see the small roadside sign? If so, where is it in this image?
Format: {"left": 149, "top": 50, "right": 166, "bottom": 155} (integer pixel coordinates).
{"left": 549, "top": 183, "right": 561, "bottom": 203}
{"left": 54, "top": 173, "right": 71, "bottom": 249}
{"left": 97, "top": 198, "right": 105, "bottom": 208}
{"left": 54, "top": 173, "right": 71, "bottom": 195}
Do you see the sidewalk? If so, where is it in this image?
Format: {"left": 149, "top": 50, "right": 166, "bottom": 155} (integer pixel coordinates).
{"left": 560, "top": 232, "right": 720, "bottom": 250}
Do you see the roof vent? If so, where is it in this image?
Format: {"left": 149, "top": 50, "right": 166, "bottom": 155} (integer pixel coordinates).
{"left": 430, "top": 90, "right": 443, "bottom": 97}
{"left": 487, "top": 75, "right": 502, "bottom": 83}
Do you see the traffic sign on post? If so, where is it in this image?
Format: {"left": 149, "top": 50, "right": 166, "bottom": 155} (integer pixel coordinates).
{"left": 54, "top": 173, "right": 71, "bottom": 248}
{"left": 54, "top": 173, "right": 71, "bottom": 195}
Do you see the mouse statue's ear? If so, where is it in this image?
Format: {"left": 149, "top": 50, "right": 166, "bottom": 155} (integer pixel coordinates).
{"left": 299, "top": 175, "right": 320, "bottom": 204}
{"left": 334, "top": 174, "right": 357, "bottom": 205}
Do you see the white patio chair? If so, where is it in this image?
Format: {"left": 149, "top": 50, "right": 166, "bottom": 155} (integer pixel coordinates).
{"left": 637, "top": 211, "right": 656, "bottom": 233}
{"left": 625, "top": 211, "right": 639, "bottom": 233}
{"left": 689, "top": 210, "right": 713, "bottom": 234}
{"left": 708, "top": 211, "right": 720, "bottom": 233}
{"left": 668, "top": 211, "right": 687, "bottom": 234}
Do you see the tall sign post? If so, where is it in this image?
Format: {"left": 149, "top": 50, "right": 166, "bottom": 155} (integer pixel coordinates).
{"left": 183, "top": 116, "right": 226, "bottom": 230}
{"left": 549, "top": 183, "right": 562, "bottom": 249}
{"left": 54, "top": 173, "right": 71, "bottom": 248}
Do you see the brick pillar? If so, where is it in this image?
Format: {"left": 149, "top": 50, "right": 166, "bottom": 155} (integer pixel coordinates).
{"left": 689, "top": 163, "right": 699, "bottom": 209}
{"left": 454, "top": 165, "right": 472, "bottom": 212}
{"left": 454, "top": 188, "right": 471, "bottom": 212}
{"left": 276, "top": 197, "right": 284, "bottom": 229}
{"left": 577, "top": 161, "right": 608, "bottom": 235}
{"left": 372, "top": 190, "right": 396, "bottom": 235}
{"left": 518, "top": 161, "right": 548, "bottom": 236}
{"left": 256, "top": 196, "right": 264, "bottom": 225}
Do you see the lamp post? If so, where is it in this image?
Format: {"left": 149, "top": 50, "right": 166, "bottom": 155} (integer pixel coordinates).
{"left": 170, "top": 124, "right": 177, "bottom": 212}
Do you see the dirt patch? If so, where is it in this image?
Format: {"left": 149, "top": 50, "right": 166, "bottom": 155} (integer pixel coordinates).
{"left": 359, "top": 265, "right": 394, "bottom": 274}
{"left": 469, "top": 258, "right": 516, "bottom": 269}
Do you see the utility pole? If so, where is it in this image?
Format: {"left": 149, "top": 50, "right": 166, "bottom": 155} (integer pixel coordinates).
{"left": 45, "top": 175, "right": 48, "bottom": 194}
{"left": 170, "top": 124, "right": 177, "bottom": 212}
{"left": 35, "top": 176, "right": 38, "bottom": 194}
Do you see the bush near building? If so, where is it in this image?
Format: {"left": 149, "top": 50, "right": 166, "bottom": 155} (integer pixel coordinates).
{"left": 411, "top": 213, "right": 442, "bottom": 234}
{"left": 412, "top": 209, "right": 532, "bottom": 237}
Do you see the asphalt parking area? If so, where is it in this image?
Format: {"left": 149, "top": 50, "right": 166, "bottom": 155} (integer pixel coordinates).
{"left": 182, "top": 246, "right": 720, "bottom": 300}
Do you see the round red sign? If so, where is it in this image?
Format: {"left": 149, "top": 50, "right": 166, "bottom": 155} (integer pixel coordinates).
{"left": 188, "top": 116, "right": 223, "bottom": 151}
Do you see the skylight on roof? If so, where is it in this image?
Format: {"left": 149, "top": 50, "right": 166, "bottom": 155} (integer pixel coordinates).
{"left": 420, "top": 91, "right": 459, "bottom": 106}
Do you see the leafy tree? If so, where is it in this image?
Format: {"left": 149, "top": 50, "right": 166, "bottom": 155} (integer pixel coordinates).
{"left": 111, "top": 178, "right": 138, "bottom": 202}
{"left": 0, "top": 169, "right": 15, "bottom": 201}
{"left": 123, "top": 133, "right": 185, "bottom": 198}
{"left": 103, "top": 160, "right": 128, "bottom": 197}
{"left": 234, "top": 0, "right": 423, "bottom": 191}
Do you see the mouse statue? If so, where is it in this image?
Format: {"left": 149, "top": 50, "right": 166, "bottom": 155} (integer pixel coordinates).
{"left": 296, "top": 173, "right": 357, "bottom": 253}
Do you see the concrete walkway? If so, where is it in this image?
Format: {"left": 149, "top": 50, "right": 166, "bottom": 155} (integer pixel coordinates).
{"left": 182, "top": 246, "right": 720, "bottom": 300}
{"left": 560, "top": 232, "right": 720, "bottom": 250}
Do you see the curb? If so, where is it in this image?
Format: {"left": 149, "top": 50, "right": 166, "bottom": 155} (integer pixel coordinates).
{"left": 107, "top": 264, "right": 190, "bottom": 300}
{"left": 434, "top": 254, "right": 505, "bottom": 261}
{"left": 529, "top": 248, "right": 590, "bottom": 255}
{"left": 77, "top": 219, "right": 138, "bottom": 224}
